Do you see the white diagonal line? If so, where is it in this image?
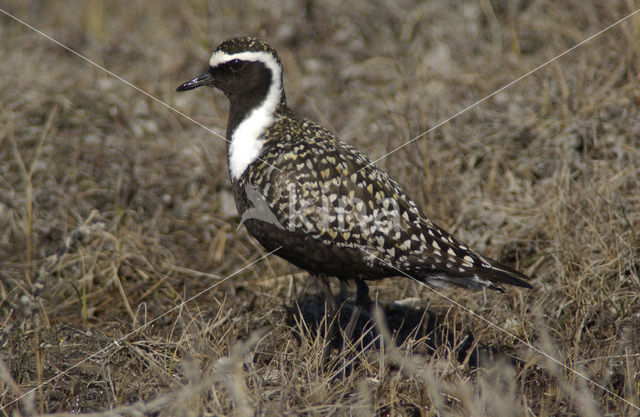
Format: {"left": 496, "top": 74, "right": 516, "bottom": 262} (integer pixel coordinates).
{"left": 3, "top": 3, "right": 638, "bottom": 412}
{"left": 1, "top": 246, "right": 282, "bottom": 412}
{"left": 0, "top": 7, "right": 281, "bottom": 173}
{"left": 0, "top": 8, "right": 225, "bottom": 140}
{"left": 0, "top": 7, "right": 283, "bottom": 411}
{"left": 358, "top": 8, "right": 640, "bottom": 172}
{"left": 360, "top": 248, "right": 639, "bottom": 411}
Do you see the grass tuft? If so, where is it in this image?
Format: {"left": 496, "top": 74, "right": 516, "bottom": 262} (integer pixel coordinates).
{"left": 1, "top": 0, "right": 639, "bottom": 415}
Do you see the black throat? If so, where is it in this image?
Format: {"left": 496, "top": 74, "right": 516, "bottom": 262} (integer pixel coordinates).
{"left": 225, "top": 62, "right": 276, "bottom": 138}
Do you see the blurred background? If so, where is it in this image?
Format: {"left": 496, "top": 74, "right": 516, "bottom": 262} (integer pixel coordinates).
{"left": 1, "top": 0, "right": 639, "bottom": 415}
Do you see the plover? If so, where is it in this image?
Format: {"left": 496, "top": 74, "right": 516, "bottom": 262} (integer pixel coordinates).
{"left": 177, "top": 37, "right": 532, "bottom": 325}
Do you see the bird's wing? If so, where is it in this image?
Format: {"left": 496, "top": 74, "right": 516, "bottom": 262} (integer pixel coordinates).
{"left": 253, "top": 125, "right": 531, "bottom": 290}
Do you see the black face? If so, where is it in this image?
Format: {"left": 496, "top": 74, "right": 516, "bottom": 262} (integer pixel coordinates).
{"left": 177, "top": 58, "right": 275, "bottom": 135}
{"left": 177, "top": 59, "right": 271, "bottom": 102}
{"left": 214, "top": 60, "right": 272, "bottom": 101}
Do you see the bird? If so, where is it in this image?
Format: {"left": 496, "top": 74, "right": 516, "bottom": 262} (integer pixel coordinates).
{"left": 176, "top": 37, "right": 532, "bottom": 330}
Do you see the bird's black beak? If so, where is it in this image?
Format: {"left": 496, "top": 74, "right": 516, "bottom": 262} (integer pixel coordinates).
{"left": 176, "top": 68, "right": 214, "bottom": 92}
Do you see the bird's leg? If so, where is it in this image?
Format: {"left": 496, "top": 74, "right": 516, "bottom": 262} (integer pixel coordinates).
{"left": 355, "top": 278, "right": 371, "bottom": 307}
{"left": 343, "top": 278, "right": 370, "bottom": 345}
{"left": 338, "top": 280, "right": 348, "bottom": 302}
{"left": 318, "top": 274, "right": 337, "bottom": 321}
{"left": 318, "top": 275, "right": 338, "bottom": 358}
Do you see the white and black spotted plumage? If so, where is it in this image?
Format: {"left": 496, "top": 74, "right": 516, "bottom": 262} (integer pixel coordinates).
{"left": 177, "top": 37, "right": 532, "bottom": 303}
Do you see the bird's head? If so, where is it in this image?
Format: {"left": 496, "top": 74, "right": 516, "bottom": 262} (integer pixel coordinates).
{"left": 176, "top": 37, "right": 285, "bottom": 105}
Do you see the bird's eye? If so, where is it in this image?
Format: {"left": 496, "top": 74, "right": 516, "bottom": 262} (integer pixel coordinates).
{"left": 227, "top": 59, "right": 248, "bottom": 73}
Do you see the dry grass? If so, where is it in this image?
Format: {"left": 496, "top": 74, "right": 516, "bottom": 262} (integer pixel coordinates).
{"left": 1, "top": 0, "right": 639, "bottom": 415}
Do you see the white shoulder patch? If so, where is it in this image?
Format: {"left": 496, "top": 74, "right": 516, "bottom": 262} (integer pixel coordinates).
{"left": 210, "top": 50, "right": 283, "bottom": 180}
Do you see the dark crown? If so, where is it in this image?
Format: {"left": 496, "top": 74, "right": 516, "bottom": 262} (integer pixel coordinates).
{"left": 215, "top": 37, "right": 282, "bottom": 64}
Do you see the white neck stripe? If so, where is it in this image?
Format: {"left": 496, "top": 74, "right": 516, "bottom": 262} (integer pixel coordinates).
{"left": 210, "top": 50, "right": 283, "bottom": 180}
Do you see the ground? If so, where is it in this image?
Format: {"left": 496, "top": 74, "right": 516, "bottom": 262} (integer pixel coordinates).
{"left": 1, "top": 0, "right": 639, "bottom": 416}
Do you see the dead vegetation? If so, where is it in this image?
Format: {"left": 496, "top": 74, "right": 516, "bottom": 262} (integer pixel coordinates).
{"left": 1, "top": 0, "right": 639, "bottom": 415}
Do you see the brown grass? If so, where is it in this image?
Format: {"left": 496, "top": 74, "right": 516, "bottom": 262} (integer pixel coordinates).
{"left": 1, "top": 0, "right": 639, "bottom": 415}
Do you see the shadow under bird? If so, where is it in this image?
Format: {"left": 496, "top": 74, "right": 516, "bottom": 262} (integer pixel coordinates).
{"left": 177, "top": 37, "right": 532, "bottom": 328}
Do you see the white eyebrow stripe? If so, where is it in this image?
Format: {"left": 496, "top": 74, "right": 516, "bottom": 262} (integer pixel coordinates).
{"left": 208, "top": 50, "right": 282, "bottom": 103}
{"left": 210, "top": 50, "right": 284, "bottom": 180}
{"left": 210, "top": 50, "right": 278, "bottom": 69}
